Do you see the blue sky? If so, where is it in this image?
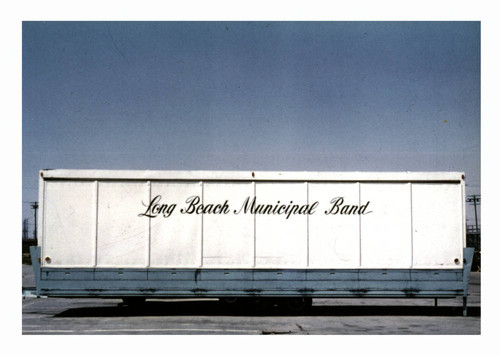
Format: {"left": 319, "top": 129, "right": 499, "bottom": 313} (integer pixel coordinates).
{"left": 22, "top": 21, "right": 481, "bottom": 233}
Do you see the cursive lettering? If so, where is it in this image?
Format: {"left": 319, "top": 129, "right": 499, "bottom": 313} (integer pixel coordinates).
{"left": 138, "top": 195, "right": 176, "bottom": 218}
{"left": 180, "top": 195, "right": 230, "bottom": 215}
{"left": 324, "top": 196, "right": 372, "bottom": 215}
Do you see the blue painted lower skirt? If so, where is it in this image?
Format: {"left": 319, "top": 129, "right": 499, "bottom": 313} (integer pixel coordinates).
{"left": 31, "top": 247, "right": 474, "bottom": 299}
{"left": 35, "top": 268, "right": 468, "bottom": 298}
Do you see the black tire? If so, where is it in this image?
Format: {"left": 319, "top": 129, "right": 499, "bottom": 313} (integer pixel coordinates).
{"left": 220, "top": 297, "right": 239, "bottom": 305}
{"left": 219, "top": 297, "right": 243, "bottom": 309}
{"left": 252, "top": 298, "right": 271, "bottom": 313}
{"left": 285, "top": 297, "right": 312, "bottom": 313}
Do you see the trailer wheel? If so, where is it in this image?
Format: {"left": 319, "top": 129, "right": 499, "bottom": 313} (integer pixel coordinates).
{"left": 285, "top": 297, "right": 312, "bottom": 313}
{"left": 220, "top": 297, "right": 239, "bottom": 304}
{"left": 122, "top": 297, "right": 146, "bottom": 306}
{"left": 219, "top": 297, "right": 241, "bottom": 308}
{"left": 252, "top": 298, "right": 271, "bottom": 312}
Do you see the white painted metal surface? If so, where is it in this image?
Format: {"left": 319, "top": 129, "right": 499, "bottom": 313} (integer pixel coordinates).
{"left": 309, "top": 183, "right": 360, "bottom": 268}
{"left": 203, "top": 182, "right": 254, "bottom": 267}
{"left": 43, "top": 181, "right": 96, "bottom": 267}
{"left": 96, "top": 182, "right": 150, "bottom": 267}
{"left": 361, "top": 183, "right": 413, "bottom": 268}
{"left": 255, "top": 182, "right": 308, "bottom": 267}
{"left": 411, "top": 183, "right": 463, "bottom": 267}
{"left": 39, "top": 170, "right": 465, "bottom": 269}
{"left": 149, "top": 182, "right": 202, "bottom": 267}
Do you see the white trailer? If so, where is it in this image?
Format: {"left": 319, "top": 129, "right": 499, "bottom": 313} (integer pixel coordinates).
{"left": 30, "top": 169, "right": 474, "bottom": 314}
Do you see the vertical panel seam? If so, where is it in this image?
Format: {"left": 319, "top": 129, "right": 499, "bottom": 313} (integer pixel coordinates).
{"left": 94, "top": 180, "right": 99, "bottom": 268}
{"left": 410, "top": 183, "right": 414, "bottom": 268}
{"left": 358, "top": 182, "right": 362, "bottom": 267}
{"left": 200, "top": 181, "right": 204, "bottom": 267}
{"left": 461, "top": 178, "right": 466, "bottom": 256}
{"left": 147, "top": 181, "right": 151, "bottom": 268}
{"left": 253, "top": 181, "right": 256, "bottom": 268}
{"left": 41, "top": 180, "right": 46, "bottom": 260}
{"left": 306, "top": 181, "right": 310, "bottom": 267}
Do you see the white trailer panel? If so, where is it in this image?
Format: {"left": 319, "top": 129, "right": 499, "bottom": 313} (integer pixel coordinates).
{"left": 203, "top": 182, "right": 254, "bottom": 267}
{"left": 39, "top": 170, "right": 465, "bottom": 269}
{"left": 412, "top": 183, "right": 464, "bottom": 267}
{"left": 96, "top": 182, "right": 150, "bottom": 267}
{"left": 149, "top": 182, "right": 202, "bottom": 267}
{"left": 360, "top": 183, "right": 412, "bottom": 268}
{"left": 254, "top": 182, "right": 308, "bottom": 268}
{"left": 43, "top": 181, "right": 96, "bottom": 267}
{"left": 308, "top": 182, "right": 360, "bottom": 268}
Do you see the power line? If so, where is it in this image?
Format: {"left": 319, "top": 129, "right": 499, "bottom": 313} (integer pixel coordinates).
{"left": 466, "top": 194, "right": 480, "bottom": 233}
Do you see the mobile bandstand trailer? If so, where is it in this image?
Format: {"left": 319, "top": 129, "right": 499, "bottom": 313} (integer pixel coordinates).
{"left": 30, "top": 170, "right": 474, "bottom": 315}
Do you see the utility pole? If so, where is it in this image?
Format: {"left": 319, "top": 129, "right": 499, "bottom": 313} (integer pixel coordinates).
{"left": 466, "top": 195, "right": 481, "bottom": 232}
{"left": 31, "top": 201, "right": 38, "bottom": 243}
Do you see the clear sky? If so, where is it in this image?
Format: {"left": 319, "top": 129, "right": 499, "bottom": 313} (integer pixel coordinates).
{"left": 22, "top": 21, "right": 481, "bottom": 233}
